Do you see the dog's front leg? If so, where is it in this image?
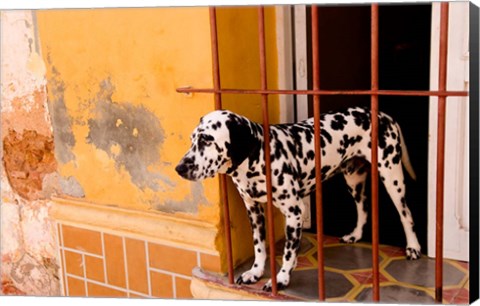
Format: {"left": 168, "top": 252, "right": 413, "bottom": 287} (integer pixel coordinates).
{"left": 263, "top": 201, "right": 304, "bottom": 292}
{"left": 236, "top": 201, "right": 267, "bottom": 285}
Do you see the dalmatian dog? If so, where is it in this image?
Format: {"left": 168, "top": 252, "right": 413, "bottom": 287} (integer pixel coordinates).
{"left": 175, "top": 106, "right": 421, "bottom": 291}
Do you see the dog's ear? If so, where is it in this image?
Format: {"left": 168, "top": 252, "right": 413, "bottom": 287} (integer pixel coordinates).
{"left": 226, "top": 116, "right": 259, "bottom": 168}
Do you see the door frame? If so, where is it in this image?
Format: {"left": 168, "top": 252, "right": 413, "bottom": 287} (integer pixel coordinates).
{"left": 427, "top": 2, "right": 469, "bottom": 261}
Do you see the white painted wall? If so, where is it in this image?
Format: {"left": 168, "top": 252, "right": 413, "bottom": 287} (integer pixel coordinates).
{"left": 428, "top": 2, "right": 470, "bottom": 261}
{"left": 1, "top": 11, "right": 47, "bottom": 112}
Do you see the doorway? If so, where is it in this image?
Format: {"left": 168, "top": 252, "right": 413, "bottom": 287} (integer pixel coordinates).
{"left": 293, "top": 4, "right": 431, "bottom": 250}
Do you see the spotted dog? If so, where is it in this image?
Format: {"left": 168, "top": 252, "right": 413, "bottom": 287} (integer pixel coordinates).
{"left": 175, "top": 106, "right": 421, "bottom": 291}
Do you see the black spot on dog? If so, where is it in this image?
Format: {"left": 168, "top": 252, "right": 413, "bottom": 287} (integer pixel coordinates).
{"left": 288, "top": 205, "right": 302, "bottom": 216}
{"left": 331, "top": 114, "right": 348, "bottom": 131}
{"left": 321, "top": 129, "right": 333, "bottom": 145}
{"left": 351, "top": 109, "right": 370, "bottom": 131}
{"left": 321, "top": 165, "right": 331, "bottom": 179}
{"left": 305, "top": 130, "right": 313, "bottom": 144}
{"left": 287, "top": 141, "right": 297, "bottom": 157}
{"left": 306, "top": 150, "right": 315, "bottom": 160}
{"left": 273, "top": 141, "right": 288, "bottom": 160}
{"left": 286, "top": 225, "right": 295, "bottom": 240}
{"left": 292, "top": 238, "right": 300, "bottom": 251}
{"left": 383, "top": 144, "right": 394, "bottom": 160}
{"left": 392, "top": 152, "right": 402, "bottom": 165}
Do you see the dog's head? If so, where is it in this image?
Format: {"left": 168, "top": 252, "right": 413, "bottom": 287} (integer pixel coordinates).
{"left": 175, "top": 110, "right": 260, "bottom": 181}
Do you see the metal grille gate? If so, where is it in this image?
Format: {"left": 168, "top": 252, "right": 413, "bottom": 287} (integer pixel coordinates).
{"left": 177, "top": 3, "right": 469, "bottom": 302}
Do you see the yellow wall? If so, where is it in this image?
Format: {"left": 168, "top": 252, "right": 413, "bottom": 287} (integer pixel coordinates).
{"left": 217, "top": 6, "right": 280, "bottom": 121}
{"left": 36, "top": 7, "right": 220, "bottom": 220}
{"left": 36, "top": 6, "right": 283, "bottom": 272}
{"left": 216, "top": 6, "right": 285, "bottom": 266}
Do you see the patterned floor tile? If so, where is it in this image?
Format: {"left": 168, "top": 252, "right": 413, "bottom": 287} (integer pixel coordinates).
{"left": 379, "top": 245, "right": 406, "bottom": 257}
{"left": 284, "top": 269, "right": 355, "bottom": 300}
{"left": 443, "top": 288, "right": 467, "bottom": 303}
{"left": 350, "top": 270, "right": 389, "bottom": 284}
{"left": 355, "top": 285, "right": 436, "bottom": 303}
{"left": 315, "top": 245, "right": 383, "bottom": 270}
{"left": 384, "top": 257, "right": 466, "bottom": 287}
{"left": 225, "top": 234, "right": 469, "bottom": 304}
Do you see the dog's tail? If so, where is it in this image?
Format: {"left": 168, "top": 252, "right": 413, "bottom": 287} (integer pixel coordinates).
{"left": 397, "top": 123, "right": 417, "bottom": 181}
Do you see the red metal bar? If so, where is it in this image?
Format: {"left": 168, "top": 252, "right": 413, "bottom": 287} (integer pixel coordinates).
{"left": 311, "top": 5, "right": 326, "bottom": 301}
{"left": 209, "top": 6, "right": 235, "bottom": 285}
{"left": 436, "top": 2, "right": 449, "bottom": 303}
{"left": 210, "top": 7, "right": 221, "bottom": 109}
{"left": 174, "top": 3, "right": 464, "bottom": 302}
{"left": 258, "top": 6, "right": 277, "bottom": 296}
{"left": 177, "top": 87, "right": 468, "bottom": 97}
{"left": 370, "top": 4, "right": 380, "bottom": 302}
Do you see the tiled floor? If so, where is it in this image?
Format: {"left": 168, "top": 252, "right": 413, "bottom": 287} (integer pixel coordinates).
{"left": 205, "top": 233, "right": 470, "bottom": 304}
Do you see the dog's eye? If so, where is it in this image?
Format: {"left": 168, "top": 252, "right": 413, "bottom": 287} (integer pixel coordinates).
{"left": 198, "top": 134, "right": 214, "bottom": 144}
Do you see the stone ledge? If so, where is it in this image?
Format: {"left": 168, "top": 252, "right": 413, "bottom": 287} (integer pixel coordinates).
{"left": 51, "top": 196, "right": 219, "bottom": 254}
{"left": 190, "top": 267, "right": 298, "bottom": 301}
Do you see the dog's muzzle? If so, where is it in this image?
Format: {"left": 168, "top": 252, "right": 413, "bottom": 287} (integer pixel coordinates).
{"left": 175, "top": 157, "right": 197, "bottom": 181}
{"left": 175, "top": 163, "right": 188, "bottom": 177}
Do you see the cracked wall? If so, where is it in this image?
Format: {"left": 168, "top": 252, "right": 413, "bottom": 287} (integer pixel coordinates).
{"left": 1, "top": 11, "right": 61, "bottom": 296}
{"left": 2, "top": 7, "right": 284, "bottom": 296}
{"left": 36, "top": 7, "right": 220, "bottom": 218}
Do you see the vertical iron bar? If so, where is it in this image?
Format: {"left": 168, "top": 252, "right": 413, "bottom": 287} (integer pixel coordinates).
{"left": 258, "top": 6, "right": 278, "bottom": 296}
{"left": 209, "top": 6, "right": 235, "bottom": 285}
{"left": 436, "top": 2, "right": 449, "bottom": 303}
{"left": 311, "top": 5, "right": 326, "bottom": 301}
{"left": 370, "top": 4, "right": 380, "bottom": 302}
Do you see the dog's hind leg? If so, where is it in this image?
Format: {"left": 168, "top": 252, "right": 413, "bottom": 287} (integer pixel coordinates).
{"left": 263, "top": 199, "right": 304, "bottom": 292}
{"left": 236, "top": 200, "right": 267, "bottom": 285}
{"left": 340, "top": 159, "right": 369, "bottom": 244}
{"left": 379, "top": 162, "right": 421, "bottom": 260}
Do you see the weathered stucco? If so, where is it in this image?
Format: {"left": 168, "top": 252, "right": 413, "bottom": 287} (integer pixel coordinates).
{"left": 35, "top": 7, "right": 222, "bottom": 217}
{"left": 86, "top": 79, "right": 170, "bottom": 192}
{"left": 1, "top": 10, "right": 61, "bottom": 296}
{"left": 1, "top": 8, "right": 286, "bottom": 291}
{"left": 2, "top": 130, "right": 57, "bottom": 200}
{"left": 33, "top": 6, "right": 285, "bottom": 275}
{"left": 46, "top": 65, "right": 76, "bottom": 165}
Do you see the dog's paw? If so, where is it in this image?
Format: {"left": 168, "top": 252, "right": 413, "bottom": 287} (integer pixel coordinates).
{"left": 340, "top": 234, "right": 360, "bottom": 244}
{"left": 406, "top": 247, "right": 421, "bottom": 260}
{"left": 236, "top": 270, "right": 262, "bottom": 285}
{"left": 262, "top": 279, "right": 288, "bottom": 292}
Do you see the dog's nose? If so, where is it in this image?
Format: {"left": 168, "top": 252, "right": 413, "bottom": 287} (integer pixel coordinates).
{"left": 175, "top": 163, "right": 188, "bottom": 176}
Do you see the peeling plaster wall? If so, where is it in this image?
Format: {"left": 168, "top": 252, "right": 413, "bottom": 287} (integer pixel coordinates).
{"left": 36, "top": 8, "right": 220, "bottom": 218}
{"left": 1, "top": 7, "right": 284, "bottom": 295}
{"left": 33, "top": 7, "right": 283, "bottom": 272}
{"left": 1, "top": 11, "right": 60, "bottom": 296}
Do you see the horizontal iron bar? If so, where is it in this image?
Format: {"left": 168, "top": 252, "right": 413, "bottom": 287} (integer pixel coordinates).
{"left": 176, "top": 87, "right": 468, "bottom": 97}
